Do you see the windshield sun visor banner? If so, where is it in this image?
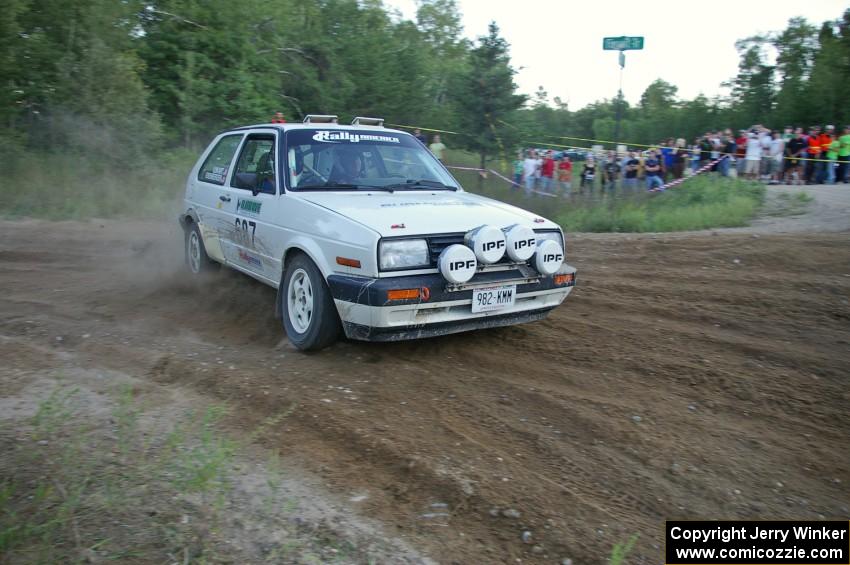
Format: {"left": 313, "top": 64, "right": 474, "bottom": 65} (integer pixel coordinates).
{"left": 312, "top": 130, "right": 401, "bottom": 144}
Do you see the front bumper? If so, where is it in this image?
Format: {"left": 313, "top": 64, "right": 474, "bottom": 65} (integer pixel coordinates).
{"left": 327, "top": 266, "right": 576, "bottom": 342}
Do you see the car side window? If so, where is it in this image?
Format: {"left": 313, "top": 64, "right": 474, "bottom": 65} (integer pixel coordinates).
{"left": 231, "top": 135, "right": 276, "bottom": 194}
{"left": 198, "top": 134, "right": 243, "bottom": 185}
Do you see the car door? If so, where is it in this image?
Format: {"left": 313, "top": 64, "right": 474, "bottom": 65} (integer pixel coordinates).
{"left": 219, "top": 130, "right": 279, "bottom": 281}
{"left": 190, "top": 133, "right": 244, "bottom": 263}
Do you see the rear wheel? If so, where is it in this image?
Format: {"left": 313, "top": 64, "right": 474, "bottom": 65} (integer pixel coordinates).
{"left": 281, "top": 253, "right": 341, "bottom": 350}
{"left": 185, "top": 222, "right": 216, "bottom": 275}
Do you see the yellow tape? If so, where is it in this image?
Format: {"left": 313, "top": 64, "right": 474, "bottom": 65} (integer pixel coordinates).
{"left": 385, "top": 123, "right": 462, "bottom": 136}
{"left": 500, "top": 119, "right": 838, "bottom": 163}
{"left": 393, "top": 121, "right": 839, "bottom": 163}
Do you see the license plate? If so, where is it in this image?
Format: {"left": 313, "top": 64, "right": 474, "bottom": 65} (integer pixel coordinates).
{"left": 471, "top": 284, "right": 516, "bottom": 313}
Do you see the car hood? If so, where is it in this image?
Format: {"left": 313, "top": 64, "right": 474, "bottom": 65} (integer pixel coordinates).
{"left": 295, "top": 190, "right": 560, "bottom": 236}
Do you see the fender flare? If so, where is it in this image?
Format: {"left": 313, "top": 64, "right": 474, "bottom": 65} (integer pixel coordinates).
{"left": 274, "top": 239, "right": 334, "bottom": 319}
{"left": 179, "top": 208, "right": 200, "bottom": 230}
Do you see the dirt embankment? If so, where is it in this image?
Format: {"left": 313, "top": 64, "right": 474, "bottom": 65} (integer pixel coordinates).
{"left": 1, "top": 218, "right": 849, "bottom": 564}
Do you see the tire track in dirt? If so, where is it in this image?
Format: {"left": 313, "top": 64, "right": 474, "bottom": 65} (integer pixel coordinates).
{"left": 1, "top": 219, "right": 849, "bottom": 563}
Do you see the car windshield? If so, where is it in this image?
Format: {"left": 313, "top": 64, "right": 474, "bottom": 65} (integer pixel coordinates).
{"left": 285, "top": 128, "right": 460, "bottom": 191}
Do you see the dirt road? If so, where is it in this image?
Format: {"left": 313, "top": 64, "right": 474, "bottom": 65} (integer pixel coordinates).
{"left": 1, "top": 213, "right": 849, "bottom": 563}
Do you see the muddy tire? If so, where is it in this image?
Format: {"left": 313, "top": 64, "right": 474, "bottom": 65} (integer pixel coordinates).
{"left": 281, "top": 253, "right": 341, "bottom": 351}
{"left": 185, "top": 222, "right": 216, "bottom": 275}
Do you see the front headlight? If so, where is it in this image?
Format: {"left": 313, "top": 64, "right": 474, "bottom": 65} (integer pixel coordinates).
{"left": 379, "top": 239, "right": 430, "bottom": 270}
{"left": 535, "top": 230, "right": 564, "bottom": 250}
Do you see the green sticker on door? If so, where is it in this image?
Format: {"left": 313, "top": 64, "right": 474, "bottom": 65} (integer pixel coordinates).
{"left": 237, "top": 198, "right": 262, "bottom": 216}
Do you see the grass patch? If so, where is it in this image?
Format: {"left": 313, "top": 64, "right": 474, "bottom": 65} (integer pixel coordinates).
{"left": 765, "top": 189, "right": 813, "bottom": 217}
{"left": 609, "top": 534, "right": 639, "bottom": 565}
{"left": 443, "top": 149, "right": 766, "bottom": 233}
{"left": 0, "top": 381, "right": 384, "bottom": 564}
{"left": 555, "top": 177, "right": 765, "bottom": 233}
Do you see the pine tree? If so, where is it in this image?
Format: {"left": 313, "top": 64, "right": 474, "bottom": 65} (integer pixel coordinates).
{"left": 450, "top": 22, "right": 525, "bottom": 171}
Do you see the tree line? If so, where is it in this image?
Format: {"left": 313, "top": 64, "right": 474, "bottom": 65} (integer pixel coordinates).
{"left": 1, "top": 0, "right": 848, "bottom": 168}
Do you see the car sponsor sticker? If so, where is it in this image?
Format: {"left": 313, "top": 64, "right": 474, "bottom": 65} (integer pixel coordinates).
{"left": 378, "top": 201, "right": 481, "bottom": 208}
{"left": 236, "top": 198, "right": 262, "bottom": 216}
{"left": 312, "top": 131, "right": 400, "bottom": 144}
{"left": 471, "top": 284, "right": 516, "bottom": 313}
{"left": 238, "top": 249, "right": 263, "bottom": 269}
{"left": 204, "top": 166, "right": 228, "bottom": 183}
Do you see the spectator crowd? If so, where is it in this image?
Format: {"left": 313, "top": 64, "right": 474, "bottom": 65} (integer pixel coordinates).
{"left": 512, "top": 124, "right": 850, "bottom": 196}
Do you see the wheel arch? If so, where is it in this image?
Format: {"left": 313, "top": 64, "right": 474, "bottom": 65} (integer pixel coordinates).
{"left": 275, "top": 242, "right": 331, "bottom": 319}
{"left": 179, "top": 208, "right": 200, "bottom": 230}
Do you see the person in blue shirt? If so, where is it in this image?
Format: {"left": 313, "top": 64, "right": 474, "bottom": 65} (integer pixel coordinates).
{"left": 645, "top": 150, "right": 664, "bottom": 191}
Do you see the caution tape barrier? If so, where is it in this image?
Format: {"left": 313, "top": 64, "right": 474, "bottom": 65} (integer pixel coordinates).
{"left": 649, "top": 155, "right": 729, "bottom": 192}
{"left": 390, "top": 121, "right": 838, "bottom": 164}
{"left": 445, "top": 165, "right": 558, "bottom": 198}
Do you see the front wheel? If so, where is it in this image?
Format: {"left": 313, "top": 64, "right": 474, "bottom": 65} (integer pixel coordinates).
{"left": 281, "top": 253, "right": 341, "bottom": 351}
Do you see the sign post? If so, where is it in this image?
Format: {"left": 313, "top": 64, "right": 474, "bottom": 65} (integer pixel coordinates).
{"left": 603, "top": 36, "right": 644, "bottom": 146}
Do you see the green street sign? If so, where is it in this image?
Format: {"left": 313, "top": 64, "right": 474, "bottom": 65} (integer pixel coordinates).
{"left": 603, "top": 36, "right": 644, "bottom": 51}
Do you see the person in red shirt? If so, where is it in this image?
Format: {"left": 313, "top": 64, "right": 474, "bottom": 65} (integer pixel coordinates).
{"left": 540, "top": 150, "right": 555, "bottom": 193}
{"left": 816, "top": 125, "right": 834, "bottom": 184}
{"left": 804, "top": 125, "right": 821, "bottom": 184}
{"left": 557, "top": 155, "right": 572, "bottom": 196}
{"left": 271, "top": 112, "right": 287, "bottom": 124}
{"left": 735, "top": 130, "right": 748, "bottom": 175}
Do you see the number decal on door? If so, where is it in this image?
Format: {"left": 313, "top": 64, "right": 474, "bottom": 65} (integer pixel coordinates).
{"left": 235, "top": 218, "right": 257, "bottom": 244}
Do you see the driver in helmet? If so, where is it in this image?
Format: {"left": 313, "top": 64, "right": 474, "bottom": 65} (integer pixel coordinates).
{"left": 328, "top": 146, "right": 363, "bottom": 185}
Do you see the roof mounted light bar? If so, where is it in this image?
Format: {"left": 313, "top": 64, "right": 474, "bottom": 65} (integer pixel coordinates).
{"left": 351, "top": 116, "right": 385, "bottom": 127}
{"left": 303, "top": 114, "right": 338, "bottom": 124}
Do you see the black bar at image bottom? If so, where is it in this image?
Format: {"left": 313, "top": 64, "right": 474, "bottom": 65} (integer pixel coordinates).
{"left": 665, "top": 521, "right": 849, "bottom": 564}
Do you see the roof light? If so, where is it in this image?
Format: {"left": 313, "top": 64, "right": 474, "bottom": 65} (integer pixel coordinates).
{"left": 351, "top": 117, "right": 385, "bottom": 127}
{"left": 303, "top": 114, "right": 338, "bottom": 124}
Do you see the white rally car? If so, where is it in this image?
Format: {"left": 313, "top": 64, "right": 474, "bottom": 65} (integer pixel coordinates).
{"left": 180, "top": 115, "right": 576, "bottom": 350}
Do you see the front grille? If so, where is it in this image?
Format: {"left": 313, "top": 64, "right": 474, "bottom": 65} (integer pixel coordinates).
{"left": 427, "top": 233, "right": 516, "bottom": 267}
{"left": 427, "top": 232, "right": 465, "bottom": 265}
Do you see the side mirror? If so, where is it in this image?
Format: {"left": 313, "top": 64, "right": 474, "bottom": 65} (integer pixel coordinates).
{"left": 233, "top": 172, "right": 258, "bottom": 191}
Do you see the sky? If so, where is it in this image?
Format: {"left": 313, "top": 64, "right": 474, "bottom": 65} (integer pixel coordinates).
{"left": 384, "top": 0, "right": 848, "bottom": 109}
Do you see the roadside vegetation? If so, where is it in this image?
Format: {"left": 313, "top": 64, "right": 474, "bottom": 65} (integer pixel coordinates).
{"left": 0, "top": 145, "right": 194, "bottom": 220}
{"left": 0, "top": 380, "right": 383, "bottom": 563}
{"left": 446, "top": 150, "right": 769, "bottom": 233}
{"left": 0, "top": 144, "right": 771, "bottom": 233}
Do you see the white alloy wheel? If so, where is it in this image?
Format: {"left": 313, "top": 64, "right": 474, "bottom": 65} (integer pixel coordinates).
{"left": 188, "top": 230, "right": 202, "bottom": 274}
{"left": 287, "top": 268, "right": 314, "bottom": 333}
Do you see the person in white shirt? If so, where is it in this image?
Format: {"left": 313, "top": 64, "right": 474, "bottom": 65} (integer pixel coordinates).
{"left": 744, "top": 132, "right": 763, "bottom": 180}
{"left": 768, "top": 132, "right": 785, "bottom": 184}
{"left": 534, "top": 153, "right": 543, "bottom": 186}
{"left": 758, "top": 128, "right": 772, "bottom": 178}
{"left": 522, "top": 150, "right": 538, "bottom": 196}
